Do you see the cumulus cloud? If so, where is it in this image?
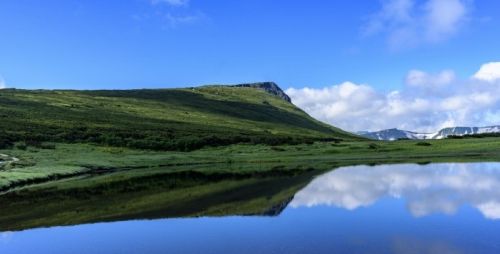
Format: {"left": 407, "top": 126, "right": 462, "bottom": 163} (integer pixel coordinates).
{"left": 287, "top": 62, "right": 500, "bottom": 132}
{"left": 364, "top": 0, "right": 471, "bottom": 49}
{"left": 290, "top": 163, "right": 500, "bottom": 219}
{"left": 473, "top": 62, "right": 500, "bottom": 82}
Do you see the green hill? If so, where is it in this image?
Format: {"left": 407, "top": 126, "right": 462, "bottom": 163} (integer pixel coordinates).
{"left": 0, "top": 82, "right": 359, "bottom": 151}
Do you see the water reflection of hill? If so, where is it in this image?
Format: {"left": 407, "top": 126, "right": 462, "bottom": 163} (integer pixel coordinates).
{"left": 0, "top": 167, "right": 318, "bottom": 232}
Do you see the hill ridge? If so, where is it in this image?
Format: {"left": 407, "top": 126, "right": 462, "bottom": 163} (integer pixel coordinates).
{"left": 229, "top": 82, "right": 292, "bottom": 103}
{"left": 0, "top": 83, "right": 360, "bottom": 151}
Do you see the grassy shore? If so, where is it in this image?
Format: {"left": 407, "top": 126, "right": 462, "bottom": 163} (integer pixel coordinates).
{"left": 2, "top": 137, "right": 500, "bottom": 193}
{"left": 1, "top": 137, "right": 500, "bottom": 231}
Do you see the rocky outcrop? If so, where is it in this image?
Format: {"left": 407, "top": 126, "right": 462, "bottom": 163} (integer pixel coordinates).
{"left": 231, "top": 82, "right": 292, "bottom": 103}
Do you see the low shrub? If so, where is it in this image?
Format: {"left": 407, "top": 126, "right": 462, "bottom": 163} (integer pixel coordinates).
{"left": 16, "top": 142, "right": 28, "bottom": 150}
{"left": 416, "top": 142, "right": 432, "bottom": 146}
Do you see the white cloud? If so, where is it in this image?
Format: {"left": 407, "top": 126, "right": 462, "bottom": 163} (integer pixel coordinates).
{"left": 152, "top": 0, "right": 189, "bottom": 7}
{"left": 164, "top": 11, "right": 205, "bottom": 27}
{"left": 473, "top": 62, "right": 500, "bottom": 82}
{"left": 406, "top": 69, "right": 455, "bottom": 87}
{"left": 424, "top": 0, "right": 468, "bottom": 42}
{"left": 477, "top": 202, "right": 500, "bottom": 219}
{"left": 146, "top": 0, "right": 206, "bottom": 28}
{"left": 287, "top": 62, "right": 500, "bottom": 132}
{"left": 364, "top": 0, "right": 471, "bottom": 49}
{"left": 290, "top": 163, "right": 500, "bottom": 220}
{"left": 0, "top": 76, "right": 6, "bottom": 89}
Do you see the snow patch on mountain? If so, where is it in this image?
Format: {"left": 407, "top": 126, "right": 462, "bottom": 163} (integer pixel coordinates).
{"left": 358, "top": 125, "right": 500, "bottom": 140}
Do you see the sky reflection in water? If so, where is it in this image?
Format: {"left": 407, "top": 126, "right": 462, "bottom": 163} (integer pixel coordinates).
{"left": 2, "top": 163, "right": 500, "bottom": 254}
{"left": 291, "top": 163, "right": 500, "bottom": 219}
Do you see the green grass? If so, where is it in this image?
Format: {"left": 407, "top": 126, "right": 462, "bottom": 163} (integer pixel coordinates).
{"left": 2, "top": 137, "right": 500, "bottom": 193}
{"left": 0, "top": 84, "right": 359, "bottom": 151}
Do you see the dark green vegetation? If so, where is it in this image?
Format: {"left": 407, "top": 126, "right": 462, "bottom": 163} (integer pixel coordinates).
{"left": 415, "top": 141, "right": 432, "bottom": 146}
{"left": 2, "top": 83, "right": 500, "bottom": 232}
{"left": 0, "top": 82, "right": 358, "bottom": 151}
{"left": 448, "top": 133, "right": 500, "bottom": 139}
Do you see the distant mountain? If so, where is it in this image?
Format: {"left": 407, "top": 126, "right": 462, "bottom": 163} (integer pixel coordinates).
{"left": 358, "top": 126, "right": 500, "bottom": 140}
{"left": 432, "top": 126, "right": 500, "bottom": 139}
{"left": 356, "top": 128, "right": 435, "bottom": 141}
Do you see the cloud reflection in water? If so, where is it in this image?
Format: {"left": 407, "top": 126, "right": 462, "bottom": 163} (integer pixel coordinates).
{"left": 290, "top": 163, "right": 500, "bottom": 219}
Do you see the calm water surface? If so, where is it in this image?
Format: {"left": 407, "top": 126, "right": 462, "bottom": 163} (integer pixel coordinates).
{"left": 2, "top": 163, "right": 500, "bottom": 254}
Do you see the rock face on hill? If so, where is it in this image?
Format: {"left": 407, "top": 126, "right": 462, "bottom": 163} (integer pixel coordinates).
{"left": 231, "top": 82, "right": 292, "bottom": 103}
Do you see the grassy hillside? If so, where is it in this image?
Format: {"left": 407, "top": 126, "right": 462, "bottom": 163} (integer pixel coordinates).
{"left": 0, "top": 82, "right": 359, "bottom": 151}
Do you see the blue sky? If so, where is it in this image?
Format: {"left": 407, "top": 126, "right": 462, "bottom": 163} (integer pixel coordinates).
{"left": 0, "top": 0, "right": 497, "bottom": 90}
{"left": 1, "top": 0, "right": 500, "bottom": 131}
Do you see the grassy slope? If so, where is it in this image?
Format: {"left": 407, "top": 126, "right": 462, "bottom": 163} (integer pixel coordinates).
{"left": 0, "top": 85, "right": 358, "bottom": 151}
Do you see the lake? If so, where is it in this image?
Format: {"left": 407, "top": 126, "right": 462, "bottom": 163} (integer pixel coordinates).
{"left": 2, "top": 162, "right": 500, "bottom": 254}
